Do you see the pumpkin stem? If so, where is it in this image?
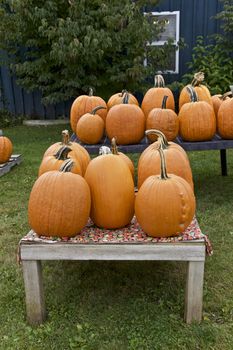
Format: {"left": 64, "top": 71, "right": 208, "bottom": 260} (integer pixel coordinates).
{"left": 161, "top": 95, "right": 168, "bottom": 109}
{"left": 121, "top": 89, "right": 127, "bottom": 97}
{"left": 54, "top": 146, "right": 71, "bottom": 160}
{"left": 122, "top": 91, "right": 129, "bottom": 104}
{"left": 61, "top": 130, "right": 71, "bottom": 145}
{"left": 158, "top": 143, "right": 169, "bottom": 180}
{"left": 186, "top": 85, "right": 199, "bottom": 103}
{"left": 154, "top": 74, "right": 165, "bottom": 87}
{"left": 145, "top": 129, "right": 169, "bottom": 149}
{"left": 89, "top": 87, "right": 94, "bottom": 96}
{"left": 91, "top": 106, "right": 106, "bottom": 115}
{"left": 111, "top": 137, "right": 119, "bottom": 155}
{"left": 222, "top": 91, "right": 232, "bottom": 100}
{"left": 59, "top": 159, "right": 74, "bottom": 172}
{"left": 191, "top": 72, "right": 204, "bottom": 87}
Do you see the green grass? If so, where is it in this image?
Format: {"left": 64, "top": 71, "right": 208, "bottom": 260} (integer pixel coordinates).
{"left": 0, "top": 125, "right": 233, "bottom": 350}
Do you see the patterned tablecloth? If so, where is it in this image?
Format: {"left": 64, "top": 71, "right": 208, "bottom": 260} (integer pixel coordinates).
{"left": 20, "top": 216, "right": 213, "bottom": 256}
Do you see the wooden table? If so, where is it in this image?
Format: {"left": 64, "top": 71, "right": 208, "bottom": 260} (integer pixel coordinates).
{"left": 19, "top": 219, "right": 208, "bottom": 326}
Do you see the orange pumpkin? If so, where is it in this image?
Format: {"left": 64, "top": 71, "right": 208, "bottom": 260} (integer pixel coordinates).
{"left": 106, "top": 92, "right": 145, "bottom": 145}
{"left": 178, "top": 86, "right": 216, "bottom": 141}
{"left": 111, "top": 137, "right": 134, "bottom": 179}
{"left": 211, "top": 91, "right": 232, "bottom": 117}
{"left": 43, "top": 130, "right": 90, "bottom": 175}
{"left": 84, "top": 152, "right": 135, "bottom": 229}
{"left": 107, "top": 90, "right": 139, "bottom": 109}
{"left": 217, "top": 97, "right": 233, "bottom": 139}
{"left": 76, "top": 106, "right": 106, "bottom": 144}
{"left": 146, "top": 95, "right": 179, "bottom": 142}
{"left": 135, "top": 144, "right": 196, "bottom": 238}
{"left": 70, "top": 88, "right": 107, "bottom": 132}
{"left": 179, "top": 72, "right": 213, "bottom": 110}
{"left": 138, "top": 129, "right": 194, "bottom": 191}
{"left": 28, "top": 160, "right": 91, "bottom": 237}
{"left": 0, "top": 130, "right": 13, "bottom": 164}
{"left": 38, "top": 146, "right": 82, "bottom": 177}
{"left": 141, "top": 75, "right": 175, "bottom": 117}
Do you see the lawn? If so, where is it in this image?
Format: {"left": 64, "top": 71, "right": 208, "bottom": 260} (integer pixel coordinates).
{"left": 0, "top": 124, "right": 233, "bottom": 350}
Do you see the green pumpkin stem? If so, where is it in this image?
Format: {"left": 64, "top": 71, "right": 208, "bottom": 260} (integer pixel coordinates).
{"left": 186, "top": 85, "right": 199, "bottom": 103}
{"left": 54, "top": 146, "right": 71, "bottom": 160}
{"left": 145, "top": 129, "right": 169, "bottom": 149}
{"left": 59, "top": 159, "right": 74, "bottom": 172}
{"left": 122, "top": 91, "right": 129, "bottom": 104}
{"left": 111, "top": 137, "right": 119, "bottom": 155}
{"left": 161, "top": 95, "right": 168, "bottom": 109}
{"left": 158, "top": 143, "right": 169, "bottom": 180}
{"left": 91, "top": 106, "right": 106, "bottom": 115}
{"left": 154, "top": 74, "right": 165, "bottom": 87}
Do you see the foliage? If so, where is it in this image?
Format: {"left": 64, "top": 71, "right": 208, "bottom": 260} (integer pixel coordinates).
{"left": 181, "top": 0, "right": 233, "bottom": 95}
{"left": 0, "top": 109, "right": 24, "bottom": 127}
{"left": 0, "top": 0, "right": 175, "bottom": 104}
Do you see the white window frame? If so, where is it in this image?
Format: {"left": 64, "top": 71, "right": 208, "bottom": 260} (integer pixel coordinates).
{"left": 144, "top": 11, "right": 180, "bottom": 74}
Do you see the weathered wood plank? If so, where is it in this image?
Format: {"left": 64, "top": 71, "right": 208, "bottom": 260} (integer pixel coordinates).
{"left": 22, "top": 261, "right": 46, "bottom": 325}
{"left": 0, "top": 154, "right": 22, "bottom": 176}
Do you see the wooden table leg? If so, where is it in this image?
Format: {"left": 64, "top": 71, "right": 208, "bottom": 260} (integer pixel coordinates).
{"left": 22, "top": 260, "right": 46, "bottom": 325}
{"left": 220, "top": 149, "right": 227, "bottom": 176}
{"left": 184, "top": 261, "right": 205, "bottom": 323}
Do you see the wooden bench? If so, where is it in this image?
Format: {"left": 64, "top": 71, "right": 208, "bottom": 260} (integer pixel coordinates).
{"left": 19, "top": 218, "right": 209, "bottom": 326}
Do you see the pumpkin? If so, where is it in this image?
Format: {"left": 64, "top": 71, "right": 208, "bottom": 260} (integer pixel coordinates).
{"left": 106, "top": 92, "right": 145, "bottom": 145}
{"left": 70, "top": 88, "right": 107, "bottom": 132}
{"left": 179, "top": 72, "right": 213, "bottom": 110}
{"left": 84, "top": 152, "right": 135, "bottom": 229}
{"left": 38, "top": 146, "right": 82, "bottom": 177}
{"left": 178, "top": 86, "right": 216, "bottom": 141}
{"left": 217, "top": 97, "right": 233, "bottom": 139}
{"left": 211, "top": 91, "right": 232, "bottom": 117}
{"left": 76, "top": 106, "right": 106, "bottom": 144}
{"left": 135, "top": 143, "right": 196, "bottom": 237}
{"left": 107, "top": 90, "right": 139, "bottom": 109}
{"left": 141, "top": 75, "right": 175, "bottom": 118}
{"left": 43, "top": 130, "right": 90, "bottom": 175}
{"left": 146, "top": 95, "right": 179, "bottom": 142}
{"left": 0, "top": 130, "right": 13, "bottom": 164}
{"left": 111, "top": 137, "right": 134, "bottom": 178}
{"left": 28, "top": 160, "right": 91, "bottom": 237}
{"left": 138, "top": 129, "right": 194, "bottom": 191}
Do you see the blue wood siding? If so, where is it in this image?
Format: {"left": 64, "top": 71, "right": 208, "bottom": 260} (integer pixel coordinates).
{"left": 0, "top": 0, "right": 223, "bottom": 119}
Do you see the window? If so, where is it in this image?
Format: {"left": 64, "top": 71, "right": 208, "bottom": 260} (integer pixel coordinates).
{"left": 144, "top": 11, "right": 180, "bottom": 74}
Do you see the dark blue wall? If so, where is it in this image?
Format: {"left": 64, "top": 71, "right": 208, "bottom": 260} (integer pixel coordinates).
{"left": 0, "top": 0, "right": 223, "bottom": 119}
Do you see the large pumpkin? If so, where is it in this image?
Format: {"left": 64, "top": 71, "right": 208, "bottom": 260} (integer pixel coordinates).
{"left": 38, "top": 146, "right": 82, "bottom": 177}
{"left": 0, "top": 130, "right": 13, "bottom": 164}
{"left": 137, "top": 129, "right": 194, "bottom": 191}
{"left": 146, "top": 95, "right": 179, "bottom": 142}
{"left": 43, "top": 130, "right": 90, "bottom": 175}
{"left": 141, "top": 75, "right": 175, "bottom": 117}
{"left": 135, "top": 144, "right": 195, "bottom": 237}
{"left": 70, "top": 88, "right": 107, "bottom": 132}
{"left": 76, "top": 106, "right": 106, "bottom": 144}
{"left": 84, "top": 152, "right": 135, "bottom": 229}
{"left": 106, "top": 92, "right": 145, "bottom": 145}
{"left": 107, "top": 90, "right": 139, "bottom": 109}
{"left": 217, "top": 97, "right": 233, "bottom": 139}
{"left": 28, "top": 160, "right": 91, "bottom": 237}
{"left": 178, "top": 86, "right": 216, "bottom": 141}
{"left": 179, "top": 72, "right": 213, "bottom": 110}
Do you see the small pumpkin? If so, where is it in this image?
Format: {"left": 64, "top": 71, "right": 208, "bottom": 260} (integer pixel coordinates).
{"left": 106, "top": 92, "right": 145, "bottom": 145}
{"left": 141, "top": 75, "right": 175, "bottom": 118}
{"left": 43, "top": 130, "right": 90, "bottom": 175}
{"left": 179, "top": 72, "right": 213, "bottom": 110}
{"left": 70, "top": 88, "right": 107, "bottom": 132}
{"left": 28, "top": 160, "right": 91, "bottom": 237}
{"left": 107, "top": 90, "right": 139, "bottom": 109}
{"left": 111, "top": 137, "right": 134, "bottom": 179}
{"left": 178, "top": 86, "right": 216, "bottom": 141}
{"left": 76, "top": 106, "right": 106, "bottom": 144}
{"left": 84, "top": 151, "right": 135, "bottom": 229}
{"left": 211, "top": 91, "right": 232, "bottom": 117}
{"left": 38, "top": 146, "right": 82, "bottom": 177}
{"left": 135, "top": 143, "right": 196, "bottom": 238}
{"left": 138, "top": 129, "right": 194, "bottom": 191}
{"left": 217, "top": 97, "right": 233, "bottom": 139}
{"left": 0, "top": 130, "right": 13, "bottom": 164}
{"left": 146, "top": 95, "right": 179, "bottom": 142}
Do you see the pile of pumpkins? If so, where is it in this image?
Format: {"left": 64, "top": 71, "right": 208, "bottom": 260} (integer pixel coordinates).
{"left": 0, "top": 130, "right": 13, "bottom": 164}
{"left": 70, "top": 72, "right": 233, "bottom": 144}
{"left": 28, "top": 129, "right": 195, "bottom": 239}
